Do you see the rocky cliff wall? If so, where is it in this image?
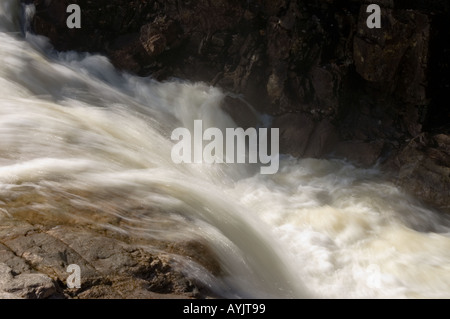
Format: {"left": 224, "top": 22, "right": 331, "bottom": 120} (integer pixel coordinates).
{"left": 22, "top": 0, "right": 450, "bottom": 211}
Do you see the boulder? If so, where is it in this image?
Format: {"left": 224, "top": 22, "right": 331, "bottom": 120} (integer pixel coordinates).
{"left": 273, "top": 113, "right": 315, "bottom": 158}
{"left": 390, "top": 134, "right": 450, "bottom": 212}
{"left": 0, "top": 216, "right": 221, "bottom": 299}
{"left": 0, "top": 263, "right": 57, "bottom": 299}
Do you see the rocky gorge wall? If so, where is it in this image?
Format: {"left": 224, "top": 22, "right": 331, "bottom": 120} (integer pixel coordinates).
{"left": 22, "top": 0, "right": 450, "bottom": 211}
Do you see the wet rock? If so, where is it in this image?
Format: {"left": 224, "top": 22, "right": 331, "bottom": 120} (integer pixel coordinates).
{"left": 140, "top": 18, "right": 180, "bottom": 58}
{"left": 25, "top": 0, "right": 446, "bottom": 136}
{"left": 273, "top": 115, "right": 340, "bottom": 159}
{"left": 310, "top": 67, "right": 340, "bottom": 118}
{"left": 304, "top": 119, "right": 340, "bottom": 158}
{"left": 334, "top": 140, "right": 385, "bottom": 167}
{"left": 20, "top": 0, "right": 450, "bottom": 211}
{"left": 434, "top": 134, "right": 450, "bottom": 155}
{"left": 221, "top": 96, "right": 260, "bottom": 130}
{"left": 273, "top": 113, "right": 316, "bottom": 158}
{"left": 0, "top": 243, "right": 32, "bottom": 275}
{"left": 0, "top": 215, "right": 221, "bottom": 299}
{"left": 389, "top": 134, "right": 450, "bottom": 212}
{"left": 0, "top": 263, "right": 57, "bottom": 299}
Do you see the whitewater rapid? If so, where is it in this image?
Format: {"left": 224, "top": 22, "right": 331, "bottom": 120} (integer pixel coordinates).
{"left": 1, "top": 0, "right": 450, "bottom": 298}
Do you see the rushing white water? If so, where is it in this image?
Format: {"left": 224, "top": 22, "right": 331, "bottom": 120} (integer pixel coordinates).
{"left": 1, "top": 0, "right": 450, "bottom": 298}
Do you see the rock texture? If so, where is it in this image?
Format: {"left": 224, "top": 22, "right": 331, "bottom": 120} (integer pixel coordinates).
{"left": 20, "top": 1, "right": 450, "bottom": 210}
{"left": 0, "top": 215, "right": 221, "bottom": 299}
{"left": 386, "top": 133, "right": 450, "bottom": 212}
{"left": 7, "top": 0, "right": 450, "bottom": 299}
{"left": 0, "top": 263, "right": 56, "bottom": 299}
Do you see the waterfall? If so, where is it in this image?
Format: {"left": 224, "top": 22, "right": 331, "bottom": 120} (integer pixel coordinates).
{"left": 1, "top": 0, "right": 450, "bottom": 298}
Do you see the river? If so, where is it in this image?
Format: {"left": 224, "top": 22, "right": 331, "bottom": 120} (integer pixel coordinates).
{"left": 1, "top": 0, "right": 450, "bottom": 299}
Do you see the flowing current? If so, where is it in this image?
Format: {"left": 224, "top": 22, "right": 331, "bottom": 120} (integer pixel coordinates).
{"left": 2, "top": 0, "right": 450, "bottom": 299}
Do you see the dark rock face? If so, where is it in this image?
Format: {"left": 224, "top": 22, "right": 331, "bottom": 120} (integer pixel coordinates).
{"left": 386, "top": 134, "right": 450, "bottom": 213}
{"left": 22, "top": 1, "right": 450, "bottom": 208}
